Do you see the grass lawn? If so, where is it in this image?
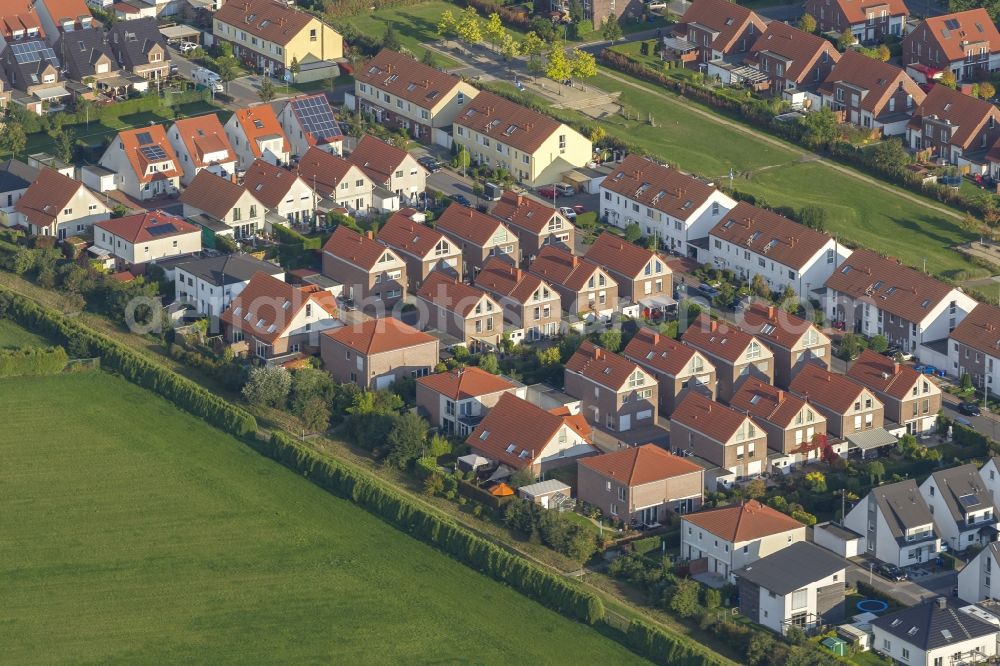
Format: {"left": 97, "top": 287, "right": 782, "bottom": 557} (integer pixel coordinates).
{"left": 0, "top": 371, "right": 644, "bottom": 664}
{"left": 0, "top": 318, "right": 49, "bottom": 348}
{"left": 336, "top": 2, "right": 468, "bottom": 69}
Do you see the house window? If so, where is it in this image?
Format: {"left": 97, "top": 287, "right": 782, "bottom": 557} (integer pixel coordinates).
{"left": 310, "top": 29, "right": 317, "bottom": 41}
{"left": 617, "top": 487, "right": 625, "bottom": 501}
{"left": 790, "top": 589, "right": 807, "bottom": 610}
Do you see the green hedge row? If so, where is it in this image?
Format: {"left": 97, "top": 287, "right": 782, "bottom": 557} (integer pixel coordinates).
{"left": 458, "top": 478, "right": 515, "bottom": 509}
{"left": 258, "top": 431, "right": 604, "bottom": 625}
{"left": 0, "top": 345, "right": 68, "bottom": 377}
{"left": 625, "top": 619, "right": 729, "bottom": 666}
{"left": 631, "top": 535, "right": 662, "bottom": 556}
{"left": 0, "top": 290, "right": 257, "bottom": 438}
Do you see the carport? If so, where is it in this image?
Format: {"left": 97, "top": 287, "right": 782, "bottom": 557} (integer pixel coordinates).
{"left": 160, "top": 24, "right": 201, "bottom": 44}
{"left": 847, "top": 429, "right": 897, "bottom": 459}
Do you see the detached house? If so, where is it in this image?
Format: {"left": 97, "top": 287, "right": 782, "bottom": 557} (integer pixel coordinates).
{"left": 920, "top": 464, "right": 998, "bottom": 552}
{"left": 681, "top": 314, "right": 774, "bottom": 403}
{"left": 818, "top": 51, "right": 925, "bottom": 136}
{"left": 958, "top": 542, "right": 1000, "bottom": 603}
{"left": 585, "top": 232, "right": 673, "bottom": 310}
{"left": 453, "top": 91, "right": 592, "bottom": 187}
{"left": 577, "top": 444, "right": 704, "bottom": 525}
{"left": 491, "top": 190, "right": 574, "bottom": 264}
{"left": 434, "top": 202, "right": 519, "bottom": 276}
{"left": 377, "top": 210, "right": 461, "bottom": 289}
{"left": 167, "top": 114, "right": 236, "bottom": 187}
{"left": 474, "top": 256, "right": 562, "bottom": 341}
{"left": 242, "top": 159, "right": 315, "bottom": 225}
{"left": 746, "top": 22, "right": 840, "bottom": 98}
{"left": 981, "top": 456, "right": 1000, "bottom": 504}
{"left": 55, "top": 28, "right": 124, "bottom": 98}
{"left": 564, "top": 341, "right": 658, "bottom": 433}
{"left": 94, "top": 210, "right": 201, "bottom": 267}
{"left": 179, "top": 170, "right": 263, "bottom": 239}
{"left": 903, "top": 9, "right": 1000, "bottom": 82}
{"left": 0, "top": 159, "right": 38, "bottom": 213}
{"left": 11, "top": 167, "right": 108, "bottom": 238}
{"left": 32, "top": 0, "right": 95, "bottom": 47}
{"left": 623, "top": 326, "right": 716, "bottom": 416}
{"left": 107, "top": 18, "right": 169, "bottom": 83}
{"left": 741, "top": 302, "right": 832, "bottom": 389}
{"left": 171, "top": 254, "right": 284, "bottom": 319}
{"left": 99, "top": 124, "right": 180, "bottom": 200}
{"left": 825, "top": 249, "right": 978, "bottom": 353}
{"left": 678, "top": 0, "right": 766, "bottom": 65}
{"left": 417, "top": 271, "right": 503, "bottom": 350}
{"left": 528, "top": 245, "right": 619, "bottom": 320}
{"left": 844, "top": 479, "right": 940, "bottom": 567}
{"left": 220, "top": 271, "right": 339, "bottom": 362}
{"left": 599, "top": 154, "right": 736, "bottom": 258}
{"left": 805, "top": 0, "right": 908, "bottom": 42}
{"left": 709, "top": 202, "right": 848, "bottom": 297}
{"left": 847, "top": 349, "right": 942, "bottom": 435}
{"left": 224, "top": 105, "right": 291, "bottom": 170}
{"left": 789, "top": 362, "right": 886, "bottom": 441}
{"left": 949, "top": 303, "right": 1000, "bottom": 389}
{"left": 680, "top": 500, "right": 807, "bottom": 582}
{"left": 671, "top": 391, "right": 768, "bottom": 483}
{"left": 321, "top": 317, "right": 438, "bottom": 390}
{"left": 353, "top": 48, "right": 478, "bottom": 141}
{"left": 0, "top": 2, "right": 44, "bottom": 48}
{"left": 278, "top": 93, "right": 343, "bottom": 158}
{"left": 906, "top": 84, "right": 1000, "bottom": 170}
{"left": 296, "top": 146, "right": 373, "bottom": 215}
{"left": 416, "top": 367, "right": 523, "bottom": 437}
{"left": 467, "top": 392, "right": 597, "bottom": 476}
{"left": 872, "top": 597, "right": 999, "bottom": 666}
{"left": 321, "top": 225, "right": 407, "bottom": 308}
{"left": 346, "top": 134, "right": 426, "bottom": 207}
{"left": 1, "top": 37, "right": 67, "bottom": 112}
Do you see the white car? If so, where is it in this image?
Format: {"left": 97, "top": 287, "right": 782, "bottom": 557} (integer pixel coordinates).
{"left": 558, "top": 206, "right": 577, "bottom": 221}
{"left": 554, "top": 183, "right": 575, "bottom": 197}
{"left": 179, "top": 41, "right": 199, "bottom": 55}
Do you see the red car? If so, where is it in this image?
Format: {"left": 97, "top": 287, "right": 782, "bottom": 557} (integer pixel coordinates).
{"left": 537, "top": 185, "right": 558, "bottom": 199}
{"left": 573, "top": 204, "right": 586, "bottom": 214}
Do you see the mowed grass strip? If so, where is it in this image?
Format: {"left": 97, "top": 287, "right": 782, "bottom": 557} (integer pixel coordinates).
{"left": 337, "top": 2, "right": 469, "bottom": 68}
{"left": 0, "top": 372, "right": 644, "bottom": 664}
{"left": 0, "top": 318, "right": 50, "bottom": 347}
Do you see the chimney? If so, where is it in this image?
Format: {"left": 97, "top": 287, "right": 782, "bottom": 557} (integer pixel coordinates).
{"left": 936, "top": 597, "right": 947, "bottom": 610}
{"left": 594, "top": 347, "right": 602, "bottom": 360}
{"left": 767, "top": 305, "right": 775, "bottom": 318}
{"left": 894, "top": 363, "right": 901, "bottom": 376}
{"left": 777, "top": 390, "right": 784, "bottom": 402}
{"left": 652, "top": 333, "right": 660, "bottom": 344}
{"left": 710, "top": 319, "right": 719, "bottom": 333}
{"left": 365, "top": 231, "right": 374, "bottom": 240}
{"left": 571, "top": 256, "right": 579, "bottom": 267}
{"left": 516, "top": 194, "right": 524, "bottom": 206}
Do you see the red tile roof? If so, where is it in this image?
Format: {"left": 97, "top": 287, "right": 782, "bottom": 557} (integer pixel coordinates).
{"left": 579, "top": 443, "right": 703, "bottom": 486}
{"left": 242, "top": 159, "right": 306, "bottom": 209}
{"left": 456, "top": 91, "right": 567, "bottom": 155}
{"left": 528, "top": 244, "right": 609, "bottom": 293}
{"left": 323, "top": 225, "right": 400, "bottom": 271}
{"left": 730, "top": 376, "right": 812, "bottom": 428}
{"left": 285, "top": 94, "right": 342, "bottom": 148}
{"left": 913, "top": 9, "right": 1000, "bottom": 62}
{"left": 0, "top": 1, "right": 43, "bottom": 40}
{"left": 680, "top": 0, "right": 765, "bottom": 53}
{"left": 435, "top": 202, "right": 511, "bottom": 247}
{"left": 172, "top": 114, "right": 234, "bottom": 168}
{"left": 740, "top": 301, "right": 825, "bottom": 351}
{"left": 681, "top": 314, "right": 769, "bottom": 365}
{"left": 623, "top": 326, "right": 704, "bottom": 377}
{"left": 830, "top": 0, "right": 908, "bottom": 23}
{"left": 789, "top": 362, "right": 876, "bottom": 414}
{"left": 214, "top": 0, "right": 314, "bottom": 46}
{"left": 377, "top": 210, "right": 450, "bottom": 259}
{"left": 38, "top": 0, "right": 93, "bottom": 26}
{"left": 179, "top": 170, "right": 253, "bottom": 221}
{"left": 950, "top": 303, "right": 1000, "bottom": 357}
{"left": 683, "top": 499, "right": 804, "bottom": 543}
{"left": 907, "top": 84, "right": 1000, "bottom": 149}
{"left": 819, "top": 51, "right": 925, "bottom": 118}
{"left": 565, "top": 340, "right": 650, "bottom": 391}
{"left": 748, "top": 21, "right": 840, "bottom": 85}
{"left": 601, "top": 154, "right": 721, "bottom": 221}
{"left": 417, "top": 270, "right": 497, "bottom": 318}
{"left": 357, "top": 49, "right": 469, "bottom": 111}
{"left": 296, "top": 146, "right": 361, "bottom": 198}
{"left": 14, "top": 168, "right": 85, "bottom": 230}
{"left": 417, "top": 366, "right": 517, "bottom": 400}
{"left": 323, "top": 316, "right": 436, "bottom": 355}
{"left": 847, "top": 349, "right": 924, "bottom": 401}
{"left": 95, "top": 210, "right": 198, "bottom": 244}
{"left": 474, "top": 255, "right": 552, "bottom": 305}
{"left": 709, "top": 202, "right": 832, "bottom": 271}
{"left": 672, "top": 391, "right": 758, "bottom": 444}
{"left": 220, "top": 272, "right": 337, "bottom": 344}
{"left": 233, "top": 105, "right": 290, "bottom": 158}
{"left": 116, "top": 124, "right": 180, "bottom": 184}
{"left": 347, "top": 134, "right": 422, "bottom": 186}
{"left": 491, "top": 190, "right": 565, "bottom": 236}
{"left": 585, "top": 232, "right": 669, "bottom": 281}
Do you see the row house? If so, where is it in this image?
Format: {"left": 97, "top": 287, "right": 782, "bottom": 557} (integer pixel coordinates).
{"left": 847, "top": 349, "right": 942, "bottom": 435}
{"left": 55, "top": 28, "right": 126, "bottom": 100}
{"left": 467, "top": 392, "right": 597, "bottom": 477}
{"left": 789, "top": 362, "right": 884, "bottom": 440}
{"left": 564, "top": 341, "right": 658, "bottom": 433}
{"left": 453, "top": 91, "right": 592, "bottom": 187}
{"left": 528, "top": 245, "right": 618, "bottom": 320}
{"left": 949, "top": 303, "right": 1000, "bottom": 389}
{"left": 473, "top": 256, "right": 562, "bottom": 341}
{"left": 584, "top": 232, "right": 673, "bottom": 310}
{"left": 322, "top": 226, "right": 406, "bottom": 308}
{"left": 99, "top": 124, "right": 180, "bottom": 200}
{"left": 33, "top": 0, "right": 95, "bottom": 47}
{"left": 708, "top": 202, "right": 848, "bottom": 298}
{"left": 11, "top": 167, "right": 108, "bottom": 239}
{"left": 434, "top": 203, "right": 518, "bottom": 277}
{"left": 844, "top": 479, "right": 940, "bottom": 567}
{"left": 825, "top": 248, "right": 978, "bottom": 353}
{"left": 171, "top": 254, "right": 284, "bottom": 319}
{"left": 416, "top": 367, "right": 523, "bottom": 438}
{"left": 805, "top": 0, "right": 908, "bottom": 42}
{"left": 679, "top": 0, "right": 765, "bottom": 65}
{"left": 354, "top": 49, "right": 477, "bottom": 141}
{"left": 906, "top": 84, "right": 1000, "bottom": 171}
{"left": 376, "top": 210, "right": 461, "bottom": 290}
{"left": 416, "top": 271, "right": 503, "bottom": 351}
{"left": 599, "top": 154, "right": 736, "bottom": 258}
{"left": 672, "top": 391, "right": 768, "bottom": 482}
{"left": 577, "top": 445, "right": 704, "bottom": 525}
{"left": 730, "top": 377, "right": 829, "bottom": 473}
{"left": 346, "top": 134, "right": 426, "bottom": 207}
{"left": 220, "top": 272, "right": 339, "bottom": 362}
{"left": 624, "top": 326, "right": 716, "bottom": 417}
{"left": 818, "top": 51, "right": 925, "bottom": 136}
{"left": 224, "top": 105, "right": 291, "bottom": 170}
{"left": 490, "top": 190, "right": 574, "bottom": 265}
{"left": 920, "top": 464, "right": 998, "bottom": 552}
{"left": 242, "top": 159, "right": 315, "bottom": 225}
{"left": 179, "top": 170, "right": 264, "bottom": 240}
{"left": 0, "top": 2, "right": 44, "bottom": 48}
{"left": 168, "top": 113, "right": 236, "bottom": 187}
{"left": 746, "top": 21, "right": 840, "bottom": 102}
{"left": 1, "top": 36, "right": 67, "bottom": 113}
{"left": 278, "top": 93, "right": 343, "bottom": 158}
{"left": 0, "top": 159, "right": 38, "bottom": 213}
{"left": 107, "top": 19, "right": 169, "bottom": 83}
{"left": 321, "top": 317, "right": 438, "bottom": 390}
{"left": 902, "top": 9, "right": 1000, "bottom": 82}
{"left": 872, "top": 597, "right": 999, "bottom": 666}
{"left": 740, "top": 302, "right": 831, "bottom": 389}
{"left": 681, "top": 314, "right": 774, "bottom": 403}
{"left": 94, "top": 210, "right": 200, "bottom": 268}
{"left": 297, "top": 146, "right": 373, "bottom": 215}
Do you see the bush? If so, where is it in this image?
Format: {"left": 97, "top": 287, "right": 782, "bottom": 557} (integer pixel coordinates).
{"left": 0, "top": 345, "right": 68, "bottom": 377}
{"left": 624, "top": 618, "right": 727, "bottom": 665}
{"left": 631, "top": 535, "right": 662, "bottom": 556}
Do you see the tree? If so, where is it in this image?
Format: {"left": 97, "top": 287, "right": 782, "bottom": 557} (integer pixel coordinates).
{"left": 1, "top": 122, "right": 27, "bottom": 158}
{"left": 478, "top": 353, "right": 500, "bottom": 374}
{"left": 799, "top": 106, "right": 839, "bottom": 146}
{"left": 837, "top": 28, "right": 855, "bottom": 50}
{"left": 745, "top": 477, "right": 767, "bottom": 500}
{"left": 452, "top": 146, "right": 470, "bottom": 175}
{"left": 300, "top": 396, "right": 330, "bottom": 433}
{"left": 869, "top": 334, "right": 889, "bottom": 353}
{"left": 961, "top": 372, "right": 974, "bottom": 391}
{"left": 712, "top": 283, "right": 735, "bottom": 310}
{"left": 624, "top": 222, "right": 642, "bottom": 243}
{"left": 703, "top": 587, "right": 722, "bottom": 609}
{"left": 382, "top": 23, "right": 401, "bottom": 51}
{"left": 289, "top": 56, "right": 301, "bottom": 82}
{"left": 981, "top": 81, "right": 997, "bottom": 100}
{"left": 798, "top": 205, "right": 827, "bottom": 232}
{"left": 509, "top": 467, "right": 536, "bottom": 488}
{"left": 242, "top": 366, "right": 291, "bottom": 408}
{"left": 870, "top": 137, "right": 912, "bottom": 177}
{"left": 498, "top": 32, "right": 520, "bottom": 63}
{"left": 750, "top": 273, "right": 771, "bottom": 299}
{"left": 427, "top": 434, "right": 452, "bottom": 458}
{"left": 866, "top": 460, "right": 886, "bottom": 485}
{"left": 601, "top": 14, "right": 623, "bottom": 43}
{"left": 216, "top": 55, "right": 240, "bottom": 93}
{"left": 437, "top": 9, "right": 457, "bottom": 39}
{"left": 522, "top": 31, "right": 545, "bottom": 73}
{"left": 670, "top": 578, "right": 701, "bottom": 618}
{"left": 546, "top": 42, "right": 572, "bottom": 84}
{"left": 484, "top": 12, "right": 505, "bottom": 52}
{"left": 569, "top": 49, "right": 597, "bottom": 80}
{"left": 798, "top": 13, "right": 817, "bottom": 33}
{"left": 746, "top": 632, "right": 775, "bottom": 666}
{"left": 421, "top": 49, "right": 435, "bottom": 67}
{"left": 940, "top": 70, "right": 958, "bottom": 89}
{"left": 876, "top": 44, "right": 891, "bottom": 62}
{"left": 456, "top": 7, "right": 482, "bottom": 45}
{"left": 804, "top": 470, "right": 827, "bottom": 493}
{"left": 290, "top": 367, "right": 335, "bottom": 416}
{"left": 599, "top": 328, "right": 622, "bottom": 353}
{"left": 385, "top": 412, "right": 428, "bottom": 469}
{"left": 50, "top": 128, "right": 75, "bottom": 163}
{"left": 839, "top": 332, "right": 865, "bottom": 360}
{"left": 258, "top": 77, "right": 276, "bottom": 102}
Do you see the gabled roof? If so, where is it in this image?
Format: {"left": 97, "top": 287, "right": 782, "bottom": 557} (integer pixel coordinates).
{"left": 681, "top": 0, "right": 765, "bottom": 52}
{"left": 467, "top": 393, "right": 594, "bottom": 469}
{"left": 929, "top": 463, "right": 994, "bottom": 524}
{"left": 907, "top": 84, "right": 1000, "bottom": 149}
{"left": 346, "top": 134, "right": 421, "bottom": 186}
{"left": 730, "top": 376, "right": 816, "bottom": 429}
{"left": 0, "top": 159, "right": 38, "bottom": 193}
{"left": 323, "top": 316, "right": 436, "bottom": 355}
{"left": 741, "top": 301, "right": 824, "bottom": 351}
{"left": 296, "top": 146, "right": 361, "bottom": 198}
{"left": 416, "top": 270, "right": 497, "bottom": 318}
{"left": 565, "top": 340, "right": 650, "bottom": 392}
{"left": 709, "top": 202, "right": 832, "bottom": 271}
{"left": 683, "top": 499, "right": 804, "bottom": 543}
{"left": 680, "top": 314, "right": 768, "bottom": 364}
{"left": 14, "top": 167, "right": 84, "bottom": 229}
{"left": 113, "top": 124, "right": 179, "bottom": 184}
{"left": 2, "top": 36, "right": 59, "bottom": 91}
{"left": 736, "top": 542, "right": 845, "bottom": 595}
{"left": 491, "top": 190, "right": 564, "bottom": 236}
{"left": 357, "top": 49, "right": 469, "bottom": 111}
{"left": 0, "top": 1, "right": 44, "bottom": 41}
{"left": 108, "top": 18, "right": 167, "bottom": 69}
{"left": 915, "top": 9, "right": 1000, "bottom": 62}
{"left": 585, "top": 232, "right": 669, "bottom": 281}
{"left": 377, "top": 211, "right": 450, "bottom": 260}
{"left": 435, "top": 202, "right": 511, "bottom": 247}
{"left": 601, "top": 154, "right": 721, "bottom": 222}
{"left": 872, "top": 597, "right": 998, "bottom": 651}
{"left": 748, "top": 20, "right": 840, "bottom": 84}
{"left": 323, "top": 225, "right": 400, "bottom": 271}
{"left": 416, "top": 366, "right": 518, "bottom": 401}
{"left": 55, "top": 28, "right": 113, "bottom": 80}
{"left": 171, "top": 254, "right": 283, "bottom": 286}
{"left": 847, "top": 349, "right": 925, "bottom": 401}
{"left": 623, "top": 326, "right": 705, "bottom": 377}
{"left": 869, "top": 479, "right": 935, "bottom": 539}
{"left": 213, "top": 0, "right": 315, "bottom": 46}
{"left": 179, "top": 170, "right": 256, "bottom": 221}
{"left": 456, "top": 91, "right": 568, "bottom": 155}
{"left": 232, "top": 105, "right": 290, "bottom": 158}
{"left": 528, "top": 244, "right": 609, "bottom": 293}
{"left": 242, "top": 159, "right": 306, "bottom": 209}
{"left": 950, "top": 303, "right": 1000, "bottom": 358}
{"left": 95, "top": 210, "right": 199, "bottom": 244}
{"left": 284, "top": 93, "right": 342, "bottom": 148}
{"left": 789, "top": 362, "right": 875, "bottom": 414}
{"left": 220, "top": 272, "right": 337, "bottom": 344}
{"left": 818, "top": 50, "right": 925, "bottom": 118}
{"left": 672, "top": 391, "right": 759, "bottom": 444}
{"left": 579, "top": 443, "right": 703, "bottom": 486}
{"left": 38, "top": 0, "right": 94, "bottom": 27}
{"left": 171, "top": 114, "right": 234, "bottom": 168}
{"left": 830, "top": 0, "right": 908, "bottom": 22}
{"left": 474, "top": 255, "right": 552, "bottom": 305}
{"left": 824, "top": 249, "right": 955, "bottom": 324}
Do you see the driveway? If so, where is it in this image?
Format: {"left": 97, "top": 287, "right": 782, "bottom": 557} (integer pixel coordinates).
{"left": 847, "top": 557, "right": 958, "bottom": 606}
{"left": 940, "top": 392, "right": 1000, "bottom": 440}
{"left": 591, "top": 423, "right": 670, "bottom": 452}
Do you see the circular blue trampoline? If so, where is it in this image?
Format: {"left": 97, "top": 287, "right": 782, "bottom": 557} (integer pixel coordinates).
{"left": 856, "top": 599, "right": 889, "bottom": 614}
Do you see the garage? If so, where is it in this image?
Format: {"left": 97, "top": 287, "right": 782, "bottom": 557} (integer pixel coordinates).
{"left": 374, "top": 373, "right": 395, "bottom": 390}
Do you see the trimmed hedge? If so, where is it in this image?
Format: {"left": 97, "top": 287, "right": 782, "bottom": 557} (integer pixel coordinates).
{"left": 458, "top": 478, "right": 515, "bottom": 509}
{"left": 0, "top": 290, "right": 257, "bottom": 438}
{"left": 257, "top": 431, "right": 605, "bottom": 625}
{"left": 625, "top": 619, "right": 729, "bottom": 666}
{"left": 0, "top": 345, "right": 68, "bottom": 377}
{"left": 631, "top": 535, "right": 662, "bottom": 556}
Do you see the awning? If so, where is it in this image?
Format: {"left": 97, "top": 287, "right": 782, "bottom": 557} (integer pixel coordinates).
{"left": 34, "top": 86, "right": 70, "bottom": 101}
{"left": 639, "top": 294, "right": 677, "bottom": 310}
{"left": 662, "top": 36, "right": 698, "bottom": 52}
{"left": 457, "top": 454, "right": 491, "bottom": 470}
{"left": 846, "top": 428, "right": 897, "bottom": 451}
{"left": 96, "top": 75, "right": 133, "bottom": 89}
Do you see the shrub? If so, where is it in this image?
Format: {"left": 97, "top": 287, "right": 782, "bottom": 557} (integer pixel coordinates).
{"left": 631, "top": 535, "right": 662, "bottom": 556}
{"left": 0, "top": 345, "right": 68, "bottom": 377}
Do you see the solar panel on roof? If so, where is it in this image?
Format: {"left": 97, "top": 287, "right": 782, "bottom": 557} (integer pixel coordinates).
{"left": 959, "top": 494, "right": 980, "bottom": 508}
{"left": 291, "top": 96, "right": 342, "bottom": 143}
{"left": 146, "top": 223, "right": 178, "bottom": 236}
{"left": 140, "top": 145, "right": 167, "bottom": 161}
{"left": 136, "top": 131, "right": 153, "bottom": 145}
{"left": 10, "top": 41, "right": 59, "bottom": 67}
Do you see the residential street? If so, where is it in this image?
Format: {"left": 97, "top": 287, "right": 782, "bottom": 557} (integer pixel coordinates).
{"left": 846, "top": 559, "right": 957, "bottom": 606}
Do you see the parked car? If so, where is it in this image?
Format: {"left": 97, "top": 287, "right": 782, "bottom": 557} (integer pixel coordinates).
{"left": 874, "top": 562, "right": 908, "bottom": 582}
{"left": 696, "top": 283, "right": 720, "bottom": 299}
{"left": 572, "top": 204, "right": 586, "bottom": 215}
{"left": 450, "top": 193, "right": 472, "bottom": 207}
{"left": 537, "top": 185, "right": 558, "bottom": 199}
{"left": 558, "top": 206, "right": 577, "bottom": 221}
{"left": 178, "top": 41, "right": 199, "bottom": 55}
{"left": 554, "top": 183, "right": 575, "bottom": 197}
{"left": 418, "top": 156, "right": 441, "bottom": 173}
{"left": 959, "top": 401, "right": 982, "bottom": 417}
{"left": 883, "top": 347, "right": 914, "bottom": 361}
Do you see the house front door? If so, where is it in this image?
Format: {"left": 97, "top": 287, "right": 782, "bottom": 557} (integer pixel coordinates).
{"left": 619, "top": 414, "right": 631, "bottom": 431}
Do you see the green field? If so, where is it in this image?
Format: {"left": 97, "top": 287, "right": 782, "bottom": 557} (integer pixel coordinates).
{"left": 338, "top": 2, "right": 467, "bottom": 68}
{"left": 0, "top": 318, "right": 49, "bottom": 347}
{"left": 0, "top": 370, "right": 643, "bottom": 663}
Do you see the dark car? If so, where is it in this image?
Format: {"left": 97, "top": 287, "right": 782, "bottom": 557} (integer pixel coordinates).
{"left": 418, "top": 156, "right": 441, "bottom": 173}
{"left": 959, "top": 401, "right": 982, "bottom": 417}
{"left": 874, "top": 562, "right": 908, "bottom": 582}
{"left": 696, "top": 283, "right": 720, "bottom": 299}
{"left": 450, "top": 194, "right": 472, "bottom": 207}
